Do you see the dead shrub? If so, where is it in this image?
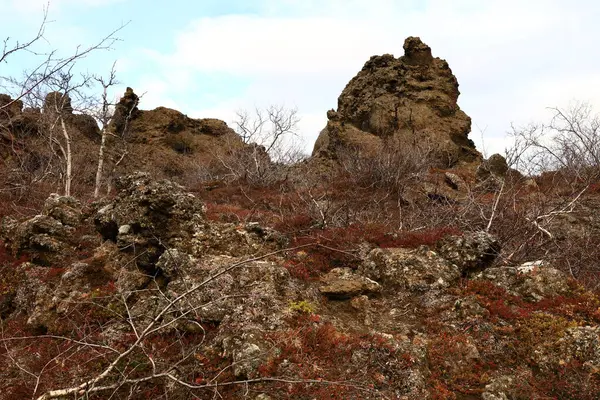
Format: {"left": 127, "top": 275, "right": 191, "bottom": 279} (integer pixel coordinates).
{"left": 336, "top": 140, "right": 432, "bottom": 194}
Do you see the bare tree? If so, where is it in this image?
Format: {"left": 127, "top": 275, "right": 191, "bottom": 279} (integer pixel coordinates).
{"left": 42, "top": 69, "right": 93, "bottom": 196}
{"left": 234, "top": 105, "right": 301, "bottom": 160}
{"left": 92, "top": 64, "right": 118, "bottom": 198}
{"left": 209, "top": 105, "right": 304, "bottom": 187}
{"left": 337, "top": 140, "right": 432, "bottom": 194}
{"left": 1, "top": 6, "right": 127, "bottom": 114}
{"left": 506, "top": 102, "right": 600, "bottom": 183}
{"left": 0, "top": 3, "right": 128, "bottom": 197}
{"left": 548, "top": 103, "right": 600, "bottom": 178}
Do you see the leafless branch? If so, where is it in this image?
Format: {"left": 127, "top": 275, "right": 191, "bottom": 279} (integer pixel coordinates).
{"left": 0, "top": 2, "right": 49, "bottom": 66}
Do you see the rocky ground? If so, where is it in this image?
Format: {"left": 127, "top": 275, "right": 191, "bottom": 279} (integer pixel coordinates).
{"left": 1, "top": 37, "right": 599, "bottom": 399}
{"left": 1, "top": 171, "right": 599, "bottom": 399}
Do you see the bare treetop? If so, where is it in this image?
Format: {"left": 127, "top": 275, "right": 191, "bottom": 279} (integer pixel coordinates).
{"left": 0, "top": 5, "right": 128, "bottom": 112}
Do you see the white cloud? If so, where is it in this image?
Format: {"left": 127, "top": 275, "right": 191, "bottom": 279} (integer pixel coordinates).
{"left": 129, "top": 0, "right": 600, "bottom": 156}
{"left": 134, "top": 75, "right": 182, "bottom": 111}
{"left": 165, "top": 2, "right": 563, "bottom": 77}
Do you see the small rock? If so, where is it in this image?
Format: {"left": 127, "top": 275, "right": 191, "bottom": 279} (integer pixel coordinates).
{"left": 359, "top": 247, "right": 461, "bottom": 292}
{"left": 477, "top": 153, "right": 509, "bottom": 181}
{"left": 475, "top": 260, "right": 571, "bottom": 301}
{"left": 42, "top": 193, "right": 82, "bottom": 227}
{"left": 319, "top": 268, "right": 381, "bottom": 299}
{"left": 482, "top": 375, "right": 514, "bottom": 400}
{"left": 437, "top": 231, "right": 500, "bottom": 274}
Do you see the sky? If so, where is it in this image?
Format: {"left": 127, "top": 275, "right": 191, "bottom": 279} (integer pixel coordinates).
{"left": 2, "top": 0, "right": 600, "bottom": 156}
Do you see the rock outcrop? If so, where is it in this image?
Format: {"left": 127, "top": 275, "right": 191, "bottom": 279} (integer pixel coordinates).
{"left": 477, "top": 153, "right": 510, "bottom": 181}
{"left": 108, "top": 86, "right": 141, "bottom": 137}
{"left": 0, "top": 88, "right": 249, "bottom": 192}
{"left": 437, "top": 231, "right": 501, "bottom": 274}
{"left": 359, "top": 246, "right": 462, "bottom": 292}
{"left": 313, "top": 36, "right": 481, "bottom": 167}
{"left": 0, "top": 93, "right": 24, "bottom": 118}
{"left": 94, "top": 172, "right": 206, "bottom": 269}
{"left": 319, "top": 267, "right": 381, "bottom": 299}
{"left": 475, "top": 260, "right": 573, "bottom": 301}
{"left": 116, "top": 87, "right": 243, "bottom": 159}
{"left": 105, "top": 88, "right": 248, "bottom": 179}
{"left": 94, "top": 172, "right": 285, "bottom": 274}
{"left": 0, "top": 194, "right": 84, "bottom": 265}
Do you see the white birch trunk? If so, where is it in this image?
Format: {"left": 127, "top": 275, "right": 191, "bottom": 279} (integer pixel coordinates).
{"left": 94, "top": 126, "right": 108, "bottom": 198}
{"left": 59, "top": 115, "right": 72, "bottom": 197}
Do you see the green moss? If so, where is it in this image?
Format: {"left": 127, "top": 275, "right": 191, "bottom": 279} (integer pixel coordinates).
{"left": 288, "top": 300, "right": 316, "bottom": 314}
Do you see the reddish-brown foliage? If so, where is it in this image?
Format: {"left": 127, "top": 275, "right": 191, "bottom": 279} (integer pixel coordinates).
{"left": 530, "top": 361, "right": 600, "bottom": 400}
{"left": 257, "top": 315, "right": 406, "bottom": 398}
{"left": 460, "top": 279, "right": 600, "bottom": 324}
{"left": 285, "top": 224, "right": 461, "bottom": 279}
{"left": 427, "top": 331, "right": 495, "bottom": 396}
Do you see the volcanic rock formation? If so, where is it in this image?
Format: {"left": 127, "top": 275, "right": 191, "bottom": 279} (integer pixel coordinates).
{"left": 108, "top": 88, "right": 245, "bottom": 178}
{"left": 313, "top": 36, "right": 481, "bottom": 167}
{"left": 0, "top": 88, "right": 246, "bottom": 191}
